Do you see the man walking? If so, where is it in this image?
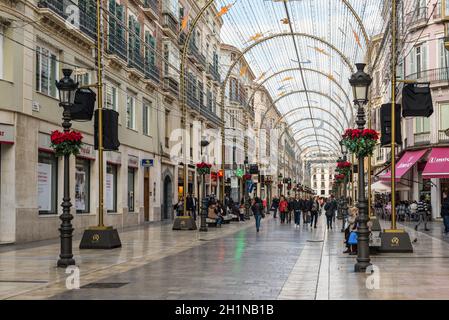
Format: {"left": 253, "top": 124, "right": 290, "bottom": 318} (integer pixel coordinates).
{"left": 310, "top": 196, "right": 319, "bottom": 228}
{"left": 415, "top": 195, "right": 430, "bottom": 231}
{"left": 293, "top": 195, "right": 302, "bottom": 228}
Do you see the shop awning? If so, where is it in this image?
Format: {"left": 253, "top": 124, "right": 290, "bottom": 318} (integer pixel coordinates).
{"left": 380, "top": 149, "right": 428, "bottom": 181}
{"left": 422, "top": 148, "right": 449, "bottom": 179}
{"left": 369, "top": 180, "right": 410, "bottom": 193}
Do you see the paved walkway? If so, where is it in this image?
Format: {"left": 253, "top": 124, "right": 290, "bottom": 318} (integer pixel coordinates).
{"left": 1, "top": 214, "right": 449, "bottom": 299}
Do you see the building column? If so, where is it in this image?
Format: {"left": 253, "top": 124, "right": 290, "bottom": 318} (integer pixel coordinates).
{"left": 431, "top": 178, "right": 440, "bottom": 220}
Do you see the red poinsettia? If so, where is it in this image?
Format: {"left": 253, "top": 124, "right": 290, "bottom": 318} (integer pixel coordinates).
{"left": 334, "top": 174, "right": 345, "bottom": 180}
{"left": 196, "top": 162, "right": 212, "bottom": 169}
{"left": 337, "top": 161, "right": 351, "bottom": 169}
{"left": 342, "top": 128, "right": 379, "bottom": 158}
{"left": 243, "top": 173, "right": 252, "bottom": 180}
{"left": 50, "top": 130, "right": 83, "bottom": 157}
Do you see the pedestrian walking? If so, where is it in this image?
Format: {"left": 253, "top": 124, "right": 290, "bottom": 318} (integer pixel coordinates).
{"left": 309, "top": 196, "right": 319, "bottom": 228}
{"left": 272, "top": 197, "right": 279, "bottom": 218}
{"left": 252, "top": 197, "right": 265, "bottom": 232}
{"left": 293, "top": 194, "right": 302, "bottom": 228}
{"left": 441, "top": 192, "right": 449, "bottom": 235}
{"left": 279, "top": 195, "right": 288, "bottom": 224}
{"left": 415, "top": 195, "right": 430, "bottom": 231}
{"left": 324, "top": 198, "right": 333, "bottom": 230}
{"left": 287, "top": 196, "right": 294, "bottom": 224}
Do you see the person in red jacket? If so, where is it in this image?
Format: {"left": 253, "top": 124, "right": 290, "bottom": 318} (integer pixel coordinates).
{"left": 279, "top": 195, "right": 289, "bottom": 224}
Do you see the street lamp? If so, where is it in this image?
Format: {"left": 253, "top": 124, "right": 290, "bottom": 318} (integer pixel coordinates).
{"left": 339, "top": 139, "right": 349, "bottom": 232}
{"left": 349, "top": 63, "right": 372, "bottom": 273}
{"left": 199, "top": 139, "right": 210, "bottom": 232}
{"left": 244, "top": 156, "right": 250, "bottom": 219}
{"left": 55, "top": 69, "right": 78, "bottom": 268}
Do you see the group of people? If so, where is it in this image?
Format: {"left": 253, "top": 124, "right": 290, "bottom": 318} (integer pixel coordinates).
{"left": 270, "top": 195, "right": 338, "bottom": 230}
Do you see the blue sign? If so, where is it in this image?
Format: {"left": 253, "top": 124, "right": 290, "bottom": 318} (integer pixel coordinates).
{"left": 141, "top": 159, "right": 154, "bottom": 167}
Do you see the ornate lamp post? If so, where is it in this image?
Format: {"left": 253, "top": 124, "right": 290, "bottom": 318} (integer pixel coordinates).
{"left": 199, "top": 139, "right": 210, "bottom": 232}
{"left": 55, "top": 69, "right": 78, "bottom": 268}
{"left": 349, "top": 63, "right": 372, "bottom": 272}
{"left": 339, "top": 140, "right": 349, "bottom": 232}
{"left": 244, "top": 157, "right": 250, "bottom": 219}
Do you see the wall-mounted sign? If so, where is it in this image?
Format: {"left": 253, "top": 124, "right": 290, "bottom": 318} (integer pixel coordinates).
{"left": 0, "top": 124, "right": 14, "bottom": 144}
{"left": 141, "top": 159, "right": 154, "bottom": 167}
{"left": 106, "top": 151, "right": 121, "bottom": 165}
{"left": 78, "top": 143, "right": 95, "bottom": 160}
{"left": 128, "top": 155, "right": 139, "bottom": 168}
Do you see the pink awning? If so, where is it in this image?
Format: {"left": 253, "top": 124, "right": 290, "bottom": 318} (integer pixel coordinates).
{"left": 422, "top": 148, "right": 449, "bottom": 179}
{"left": 380, "top": 149, "right": 428, "bottom": 181}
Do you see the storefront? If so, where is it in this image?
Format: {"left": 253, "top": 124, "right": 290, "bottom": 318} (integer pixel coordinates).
{"left": 38, "top": 133, "right": 59, "bottom": 215}
{"left": 75, "top": 144, "right": 95, "bottom": 214}
{"left": 106, "top": 151, "right": 121, "bottom": 213}
{"left": 0, "top": 124, "right": 15, "bottom": 243}
{"left": 127, "top": 155, "right": 139, "bottom": 213}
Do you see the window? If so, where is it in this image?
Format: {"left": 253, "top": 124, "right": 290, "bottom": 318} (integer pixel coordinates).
{"left": 440, "top": 103, "right": 449, "bottom": 129}
{"left": 38, "top": 152, "right": 58, "bottom": 215}
{"left": 105, "top": 82, "right": 118, "bottom": 111}
{"left": 143, "top": 101, "right": 151, "bottom": 136}
{"left": 410, "top": 43, "right": 427, "bottom": 77}
{"left": 165, "top": 109, "right": 170, "bottom": 147}
{"left": 144, "top": 31, "right": 156, "bottom": 68}
{"left": 75, "top": 70, "right": 90, "bottom": 87}
{"left": 126, "top": 94, "right": 136, "bottom": 129}
{"left": 36, "top": 45, "right": 58, "bottom": 97}
{"left": 415, "top": 117, "right": 430, "bottom": 133}
{"left": 128, "top": 168, "right": 135, "bottom": 212}
{"left": 439, "top": 38, "right": 449, "bottom": 69}
{"left": 75, "top": 158, "right": 90, "bottom": 214}
{"left": 106, "top": 164, "right": 117, "bottom": 212}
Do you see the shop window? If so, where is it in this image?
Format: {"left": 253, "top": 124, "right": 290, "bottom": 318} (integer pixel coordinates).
{"left": 38, "top": 152, "right": 58, "bottom": 215}
{"left": 128, "top": 168, "right": 135, "bottom": 212}
{"left": 106, "top": 163, "right": 118, "bottom": 212}
{"left": 75, "top": 158, "right": 90, "bottom": 214}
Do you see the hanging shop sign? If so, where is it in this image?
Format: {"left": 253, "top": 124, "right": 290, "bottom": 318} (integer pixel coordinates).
{"left": 0, "top": 124, "right": 14, "bottom": 144}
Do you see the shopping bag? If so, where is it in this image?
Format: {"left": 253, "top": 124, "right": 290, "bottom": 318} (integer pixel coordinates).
{"left": 348, "top": 231, "right": 358, "bottom": 245}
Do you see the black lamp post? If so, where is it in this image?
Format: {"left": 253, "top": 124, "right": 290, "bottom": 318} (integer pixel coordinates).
{"left": 199, "top": 139, "right": 210, "bottom": 232}
{"left": 244, "top": 157, "right": 250, "bottom": 219}
{"left": 349, "top": 63, "right": 372, "bottom": 273}
{"left": 339, "top": 140, "right": 349, "bottom": 232}
{"left": 55, "top": 69, "right": 78, "bottom": 268}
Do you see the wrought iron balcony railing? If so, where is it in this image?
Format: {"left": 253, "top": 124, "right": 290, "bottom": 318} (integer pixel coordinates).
{"left": 439, "top": 130, "right": 449, "bottom": 142}
{"left": 38, "top": 0, "right": 97, "bottom": 40}
{"left": 145, "top": 63, "right": 160, "bottom": 84}
{"left": 128, "top": 50, "right": 145, "bottom": 73}
{"left": 414, "top": 132, "right": 430, "bottom": 145}
{"left": 163, "top": 77, "right": 179, "bottom": 97}
{"left": 208, "top": 63, "right": 221, "bottom": 83}
{"left": 143, "top": 0, "right": 159, "bottom": 18}
{"left": 162, "top": 13, "right": 178, "bottom": 38}
{"left": 405, "top": 68, "right": 449, "bottom": 83}
{"left": 107, "top": 34, "right": 127, "bottom": 62}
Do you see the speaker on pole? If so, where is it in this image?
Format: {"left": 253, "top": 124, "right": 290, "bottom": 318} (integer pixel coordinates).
{"left": 94, "top": 109, "right": 120, "bottom": 151}
{"left": 71, "top": 88, "right": 96, "bottom": 121}
{"left": 402, "top": 83, "right": 433, "bottom": 117}
{"left": 380, "top": 103, "right": 402, "bottom": 147}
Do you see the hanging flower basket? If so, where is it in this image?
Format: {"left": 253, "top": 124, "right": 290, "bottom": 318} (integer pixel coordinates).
{"left": 277, "top": 183, "right": 283, "bottom": 188}
{"left": 336, "top": 160, "right": 351, "bottom": 177}
{"left": 341, "top": 128, "right": 379, "bottom": 158}
{"left": 334, "top": 174, "right": 345, "bottom": 183}
{"left": 243, "top": 173, "right": 252, "bottom": 180}
{"left": 196, "top": 162, "right": 212, "bottom": 175}
{"left": 50, "top": 130, "right": 83, "bottom": 157}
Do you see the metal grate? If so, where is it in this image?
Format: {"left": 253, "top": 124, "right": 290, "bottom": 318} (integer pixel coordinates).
{"left": 81, "top": 282, "right": 129, "bottom": 289}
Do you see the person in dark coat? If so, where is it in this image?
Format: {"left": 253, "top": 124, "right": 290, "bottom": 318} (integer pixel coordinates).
{"left": 441, "top": 192, "right": 449, "bottom": 234}
{"left": 293, "top": 195, "right": 302, "bottom": 228}
{"left": 251, "top": 197, "right": 264, "bottom": 232}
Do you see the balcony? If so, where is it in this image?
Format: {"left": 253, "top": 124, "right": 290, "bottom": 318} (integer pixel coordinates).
{"left": 208, "top": 63, "right": 221, "bottom": 83}
{"left": 188, "top": 41, "right": 207, "bottom": 71}
{"left": 405, "top": 68, "right": 449, "bottom": 85}
{"left": 128, "top": 50, "right": 145, "bottom": 75}
{"left": 414, "top": 132, "right": 430, "bottom": 145}
{"left": 163, "top": 77, "right": 179, "bottom": 98}
{"left": 439, "top": 129, "right": 449, "bottom": 143}
{"left": 162, "top": 13, "right": 178, "bottom": 40}
{"left": 142, "top": 0, "right": 159, "bottom": 20}
{"left": 145, "top": 63, "right": 161, "bottom": 85}
{"left": 408, "top": 7, "right": 428, "bottom": 31}
{"left": 107, "top": 34, "right": 127, "bottom": 63}
{"left": 187, "top": 91, "right": 200, "bottom": 110}
{"left": 37, "top": 0, "right": 96, "bottom": 44}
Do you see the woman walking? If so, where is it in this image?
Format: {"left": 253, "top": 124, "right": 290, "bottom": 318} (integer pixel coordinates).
{"left": 324, "top": 198, "right": 334, "bottom": 230}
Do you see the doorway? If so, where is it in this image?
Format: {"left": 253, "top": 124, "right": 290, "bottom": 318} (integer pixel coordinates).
{"left": 144, "top": 168, "right": 150, "bottom": 222}
{"left": 163, "top": 175, "right": 172, "bottom": 220}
